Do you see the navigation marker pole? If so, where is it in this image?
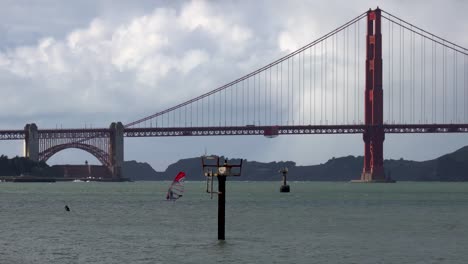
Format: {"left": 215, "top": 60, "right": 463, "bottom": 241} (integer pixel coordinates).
{"left": 202, "top": 156, "right": 243, "bottom": 240}
{"left": 218, "top": 175, "right": 226, "bottom": 240}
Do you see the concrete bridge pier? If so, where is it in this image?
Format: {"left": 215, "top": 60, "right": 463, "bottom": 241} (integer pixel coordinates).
{"left": 109, "top": 122, "right": 124, "bottom": 179}
{"left": 24, "top": 123, "right": 39, "bottom": 162}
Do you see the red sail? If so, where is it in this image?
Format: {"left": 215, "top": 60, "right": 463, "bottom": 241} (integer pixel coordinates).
{"left": 173, "top": 172, "right": 186, "bottom": 182}
{"left": 166, "top": 171, "right": 186, "bottom": 200}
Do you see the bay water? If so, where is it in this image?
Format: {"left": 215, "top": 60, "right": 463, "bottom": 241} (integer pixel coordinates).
{"left": 1, "top": 181, "right": 467, "bottom": 263}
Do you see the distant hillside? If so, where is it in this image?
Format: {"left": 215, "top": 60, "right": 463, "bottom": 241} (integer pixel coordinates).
{"left": 0, "top": 155, "right": 61, "bottom": 177}
{"left": 123, "top": 160, "right": 164, "bottom": 180}
{"left": 123, "top": 146, "right": 468, "bottom": 181}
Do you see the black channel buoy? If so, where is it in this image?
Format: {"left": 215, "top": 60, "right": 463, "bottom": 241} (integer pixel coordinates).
{"left": 280, "top": 184, "right": 290, "bottom": 192}
{"left": 279, "top": 167, "right": 290, "bottom": 193}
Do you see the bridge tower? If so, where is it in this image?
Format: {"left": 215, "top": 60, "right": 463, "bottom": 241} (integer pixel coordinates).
{"left": 361, "top": 8, "right": 386, "bottom": 181}
{"left": 24, "top": 123, "right": 39, "bottom": 162}
{"left": 109, "top": 122, "right": 124, "bottom": 179}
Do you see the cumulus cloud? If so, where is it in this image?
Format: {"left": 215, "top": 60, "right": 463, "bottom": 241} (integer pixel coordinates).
{"left": 2, "top": 0, "right": 468, "bottom": 170}
{"left": 0, "top": 0, "right": 255, "bottom": 125}
{"left": 278, "top": 17, "right": 319, "bottom": 53}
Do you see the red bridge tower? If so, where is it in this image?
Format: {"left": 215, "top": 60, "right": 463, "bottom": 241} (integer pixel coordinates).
{"left": 361, "top": 8, "right": 386, "bottom": 182}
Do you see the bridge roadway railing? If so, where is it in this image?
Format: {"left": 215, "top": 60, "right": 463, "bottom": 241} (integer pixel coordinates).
{"left": 0, "top": 128, "right": 109, "bottom": 140}
{"left": 122, "top": 124, "right": 468, "bottom": 137}
{"left": 0, "top": 130, "right": 25, "bottom": 140}
{"left": 2, "top": 124, "right": 468, "bottom": 140}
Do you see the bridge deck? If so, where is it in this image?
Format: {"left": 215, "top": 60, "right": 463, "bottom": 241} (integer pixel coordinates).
{"left": 2, "top": 124, "right": 468, "bottom": 140}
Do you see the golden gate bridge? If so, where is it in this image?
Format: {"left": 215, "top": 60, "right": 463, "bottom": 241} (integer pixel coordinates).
{"left": 1, "top": 8, "right": 467, "bottom": 181}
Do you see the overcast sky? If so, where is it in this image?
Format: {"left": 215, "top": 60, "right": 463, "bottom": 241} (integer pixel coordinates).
{"left": 1, "top": 0, "right": 468, "bottom": 171}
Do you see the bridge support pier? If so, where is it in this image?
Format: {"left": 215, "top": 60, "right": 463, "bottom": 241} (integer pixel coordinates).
{"left": 109, "top": 122, "right": 124, "bottom": 179}
{"left": 361, "top": 128, "right": 386, "bottom": 181}
{"left": 24, "top": 123, "right": 39, "bottom": 162}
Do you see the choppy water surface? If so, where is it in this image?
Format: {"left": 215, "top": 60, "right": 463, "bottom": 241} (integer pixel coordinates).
{"left": 1, "top": 181, "right": 467, "bottom": 264}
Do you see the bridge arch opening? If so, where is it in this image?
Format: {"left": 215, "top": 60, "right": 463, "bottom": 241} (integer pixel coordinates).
{"left": 46, "top": 148, "right": 101, "bottom": 166}
{"left": 40, "top": 143, "right": 110, "bottom": 167}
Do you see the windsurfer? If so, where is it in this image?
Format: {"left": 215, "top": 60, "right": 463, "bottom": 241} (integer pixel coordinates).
{"left": 166, "top": 171, "right": 186, "bottom": 201}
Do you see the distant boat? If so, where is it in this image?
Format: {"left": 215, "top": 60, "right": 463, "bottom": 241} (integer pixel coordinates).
{"left": 166, "top": 172, "right": 186, "bottom": 201}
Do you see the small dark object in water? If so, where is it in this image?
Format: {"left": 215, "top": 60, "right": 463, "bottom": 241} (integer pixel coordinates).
{"left": 279, "top": 167, "right": 290, "bottom": 192}
{"left": 65, "top": 205, "right": 70, "bottom": 211}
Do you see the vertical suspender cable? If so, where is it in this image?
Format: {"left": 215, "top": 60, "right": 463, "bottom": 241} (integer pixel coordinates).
{"left": 343, "top": 29, "right": 345, "bottom": 124}
{"left": 242, "top": 81, "right": 245, "bottom": 126}
{"left": 258, "top": 69, "right": 260, "bottom": 125}
{"left": 314, "top": 45, "right": 316, "bottom": 125}
{"left": 299, "top": 52, "right": 301, "bottom": 124}
{"left": 337, "top": 32, "right": 340, "bottom": 124}
{"left": 442, "top": 43, "right": 445, "bottom": 123}
{"left": 292, "top": 56, "right": 294, "bottom": 124}
{"left": 281, "top": 62, "right": 283, "bottom": 125}
{"left": 286, "top": 59, "right": 289, "bottom": 125}
{"left": 310, "top": 47, "right": 312, "bottom": 124}
{"left": 420, "top": 32, "right": 423, "bottom": 123}
{"left": 333, "top": 34, "right": 338, "bottom": 125}
{"left": 270, "top": 64, "right": 272, "bottom": 125}
{"left": 334, "top": 33, "right": 337, "bottom": 124}
{"left": 355, "top": 22, "right": 358, "bottom": 123}
{"left": 399, "top": 23, "right": 402, "bottom": 123}
{"left": 229, "top": 85, "right": 234, "bottom": 126}
{"left": 247, "top": 78, "right": 250, "bottom": 125}
{"left": 443, "top": 42, "right": 446, "bottom": 123}
{"left": 275, "top": 64, "right": 279, "bottom": 125}
{"left": 303, "top": 49, "right": 305, "bottom": 124}
{"left": 410, "top": 27, "right": 413, "bottom": 123}
{"left": 275, "top": 65, "right": 278, "bottom": 125}
{"left": 454, "top": 50, "right": 457, "bottom": 123}
{"left": 260, "top": 73, "right": 263, "bottom": 125}
{"left": 346, "top": 27, "right": 349, "bottom": 124}
{"left": 293, "top": 53, "right": 301, "bottom": 123}
{"left": 412, "top": 27, "right": 415, "bottom": 123}
{"left": 336, "top": 33, "right": 339, "bottom": 124}
{"left": 462, "top": 54, "right": 466, "bottom": 121}
{"left": 358, "top": 20, "right": 361, "bottom": 123}
{"left": 389, "top": 19, "right": 392, "bottom": 123}
{"left": 402, "top": 22, "right": 405, "bottom": 123}
{"left": 324, "top": 39, "right": 328, "bottom": 125}
{"left": 235, "top": 83, "right": 238, "bottom": 126}
{"left": 223, "top": 81, "right": 227, "bottom": 127}
{"left": 391, "top": 21, "right": 394, "bottom": 123}
{"left": 409, "top": 22, "right": 413, "bottom": 123}
{"left": 431, "top": 41, "right": 434, "bottom": 123}
{"left": 253, "top": 74, "right": 256, "bottom": 124}
{"left": 265, "top": 68, "right": 267, "bottom": 125}
{"left": 321, "top": 42, "right": 324, "bottom": 124}
{"left": 434, "top": 42, "right": 437, "bottom": 123}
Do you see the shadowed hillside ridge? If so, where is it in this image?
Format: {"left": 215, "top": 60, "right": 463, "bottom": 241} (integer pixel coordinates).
{"left": 123, "top": 146, "right": 468, "bottom": 181}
